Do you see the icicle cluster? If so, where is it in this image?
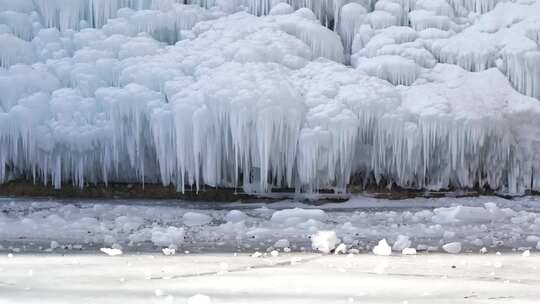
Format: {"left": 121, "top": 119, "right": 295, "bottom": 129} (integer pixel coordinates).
{"left": 1, "top": 0, "right": 540, "bottom": 194}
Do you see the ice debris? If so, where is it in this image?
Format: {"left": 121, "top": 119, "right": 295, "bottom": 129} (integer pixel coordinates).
{"left": 100, "top": 248, "right": 123, "bottom": 256}
{"left": 442, "top": 242, "right": 462, "bottom": 254}
{"left": 312, "top": 231, "right": 339, "bottom": 254}
{"left": 373, "top": 239, "right": 392, "bottom": 256}
{"left": 402, "top": 248, "right": 417, "bottom": 255}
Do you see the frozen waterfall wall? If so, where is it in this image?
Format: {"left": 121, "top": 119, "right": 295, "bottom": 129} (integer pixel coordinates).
{"left": 0, "top": 0, "right": 540, "bottom": 195}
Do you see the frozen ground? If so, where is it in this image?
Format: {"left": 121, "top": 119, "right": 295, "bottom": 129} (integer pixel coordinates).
{"left": 1, "top": 196, "right": 540, "bottom": 254}
{"left": 1, "top": 252, "right": 540, "bottom": 304}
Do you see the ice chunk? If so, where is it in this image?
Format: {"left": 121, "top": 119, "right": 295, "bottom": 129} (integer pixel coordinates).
{"left": 150, "top": 227, "right": 185, "bottom": 247}
{"left": 334, "top": 243, "right": 347, "bottom": 255}
{"left": 50, "top": 241, "right": 59, "bottom": 250}
{"left": 373, "top": 239, "right": 392, "bottom": 256}
{"left": 432, "top": 206, "right": 492, "bottom": 224}
{"left": 271, "top": 208, "right": 327, "bottom": 225}
{"left": 100, "top": 247, "right": 123, "bottom": 256}
{"left": 442, "top": 242, "right": 462, "bottom": 254}
{"left": 225, "top": 210, "right": 247, "bottom": 223}
{"left": 274, "top": 239, "right": 290, "bottom": 248}
{"left": 183, "top": 212, "right": 212, "bottom": 226}
{"left": 392, "top": 235, "right": 412, "bottom": 252}
{"left": 312, "top": 230, "right": 339, "bottom": 254}
{"left": 162, "top": 247, "right": 176, "bottom": 256}
{"left": 402, "top": 248, "right": 417, "bottom": 255}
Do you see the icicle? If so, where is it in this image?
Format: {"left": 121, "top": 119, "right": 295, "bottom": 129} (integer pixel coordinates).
{"left": 338, "top": 3, "right": 367, "bottom": 59}
{"left": 0, "top": 34, "right": 34, "bottom": 68}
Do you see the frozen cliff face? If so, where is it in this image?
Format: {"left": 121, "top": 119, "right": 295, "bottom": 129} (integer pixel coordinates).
{"left": 0, "top": 0, "right": 539, "bottom": 194}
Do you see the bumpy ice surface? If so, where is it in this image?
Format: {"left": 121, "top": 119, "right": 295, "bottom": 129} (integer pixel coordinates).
{"left": 1, "top": 196, "right": 540, "bottom": 254}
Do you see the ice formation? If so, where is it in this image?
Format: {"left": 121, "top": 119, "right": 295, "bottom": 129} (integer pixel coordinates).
{"left": 0, "top": 0, "right": 539, "bottom": 194}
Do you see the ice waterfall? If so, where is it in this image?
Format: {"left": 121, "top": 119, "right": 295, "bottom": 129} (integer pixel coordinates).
{"left": 0, "top": 0, "right": 540, "bottom": 194}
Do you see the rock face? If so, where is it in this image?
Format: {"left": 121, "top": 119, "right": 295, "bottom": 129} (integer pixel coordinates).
{"left": 0, "top": 180, "right": 255, "bottom": 201}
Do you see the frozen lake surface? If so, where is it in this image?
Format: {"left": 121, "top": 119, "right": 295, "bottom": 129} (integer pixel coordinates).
{"left": 1, "top": 252, "right": 540, "bottom": 304}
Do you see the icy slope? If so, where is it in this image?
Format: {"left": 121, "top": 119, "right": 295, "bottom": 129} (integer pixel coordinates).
{"left": 0, "top": 0, "right": 539, "bottom": 193}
